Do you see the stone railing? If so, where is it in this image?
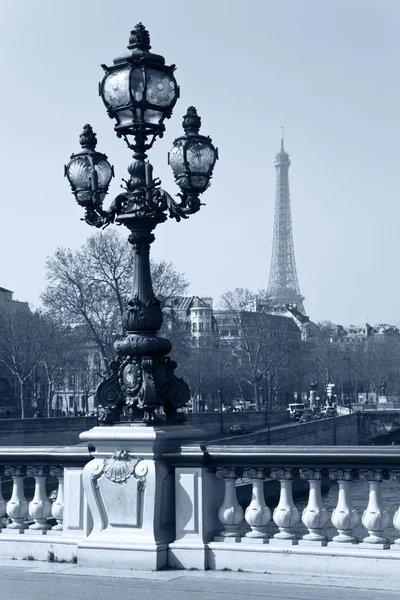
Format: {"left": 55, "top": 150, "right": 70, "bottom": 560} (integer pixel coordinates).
{"left": 0, "top": 446, "right": 91, "bottom": 561}
{"left": 2, "top": 433, "right": 400, "bottom": 581}
{"left": 168, "top": 444, "right": 400, "bottom": 577}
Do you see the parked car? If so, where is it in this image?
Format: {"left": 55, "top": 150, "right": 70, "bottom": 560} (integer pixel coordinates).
{"left": 323, "top": 407, "right": 337, "bottom": 418}
{"left": 299, "top": 411, "right": 314, "bottom": 423}
{"left": 288, "top": 403, "right": 305, "bottom": 421}
{"left": 229, "top": 424, "right": 254, "bottom": 435}
{"left": 313, "top": 411, "right": 323, "bottom": 420}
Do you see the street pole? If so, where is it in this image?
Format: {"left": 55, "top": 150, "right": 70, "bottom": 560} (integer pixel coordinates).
{"left": 315, "top": 358, "right": 321, "bottom": 408}
{"left": 219, "top": 360, "right": 223, "bottom": 434}
{"left": 342, "top": 356, "right": 352, "bottom": 414}
{"left": 348, "top": 358, "right": 352, "bottom": 414}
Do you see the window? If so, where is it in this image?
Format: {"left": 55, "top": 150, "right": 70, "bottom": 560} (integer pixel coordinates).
{"left": 230, "top": 329, "right": 238, "bottom": 337}
{"left": 205, "top": 322, "right": 210, "bottom": 331}
{"left": 68, "top": 396, "right": 74, "bottom": 409}
{"left": 192, "top": 323, "right": 197, "bottom": 332}
{"left": 68, "top": 374, "right": 75, "bottom": 388}
{"left": 199, "top": 310, "right": 203, "bottom": 316}
{"left": 198, "top": 322, "right": 204, "bottom": 333}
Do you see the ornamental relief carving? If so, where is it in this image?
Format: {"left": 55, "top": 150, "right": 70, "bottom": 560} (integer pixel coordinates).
{"left": 329, "top": 468, "right": 357, "bottom": 482}
{"left": 103, "top": 450, "right": 148, "bottom": 490}
{"left": 243, "top": 468, "right": 270, "bottom": 480}
{"left": 270, "top": 468, "right": 298, "bottom": 481}
{"left": 216, "top": 467, "right": 241, "bottom": 480}
{"left": 4, "top": 466, "right": 26, "bottom": 478}
{"left": 300, "top": 468, "right": 327, "bottom": 481}
{"left": 359, "top": 469, "right": 389, "bottom": 482}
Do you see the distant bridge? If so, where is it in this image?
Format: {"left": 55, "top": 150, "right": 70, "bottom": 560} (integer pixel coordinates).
{"left": 210, "top": 411, "right": 400, "bottom": 446}
{"left": 0, "top": 411, "right": 399, "bottom": 448}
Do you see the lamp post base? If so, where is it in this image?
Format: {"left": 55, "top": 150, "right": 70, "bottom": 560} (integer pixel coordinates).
{"left": 78, "top": 424, "right": 204, "bottom": 570}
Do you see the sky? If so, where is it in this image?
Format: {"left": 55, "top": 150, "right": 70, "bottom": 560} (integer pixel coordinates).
{"left": 1, "top": 0, "right": 400, "bottom": 326}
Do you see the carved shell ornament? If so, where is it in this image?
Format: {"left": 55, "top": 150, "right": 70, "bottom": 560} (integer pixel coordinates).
{"left": 104, "top": 450, "right": 136, "bottom": 483}
{"left": 103, "top": 450, "right": 148, "bottom": 488}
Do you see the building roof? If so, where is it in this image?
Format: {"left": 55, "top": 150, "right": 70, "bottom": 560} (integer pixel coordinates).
{"left": 171, "top": 296, "right": 210, "bottom": 312}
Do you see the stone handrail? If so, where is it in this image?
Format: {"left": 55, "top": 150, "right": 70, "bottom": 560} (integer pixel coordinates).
{"left": 167, "top": 443, "right": 400, "bottom": 574}
{"left": 0, "top": 446, "right": 92, "bottom": 561}
{"left": 2, "top": 436, "right": 400, "bottom": 580}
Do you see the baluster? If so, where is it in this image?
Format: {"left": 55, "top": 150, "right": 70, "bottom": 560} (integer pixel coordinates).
{"left": 359, "top": 469, "right": 390, "bottom": 548}
{"left": 300, "top": 468, "right": 328, "bottom": 544}
{"left": 26, "top": 466, "right": 52, "bottom": 531}
{"left": 329, "top": 468, "right": 359, "bottom": 544}
{"left": 49, "top": 467, "right": 64, "bottom": 531}
{"left": 270, "top": 468, "right": 300, "bottom": 543}
{"left": 243, "top": 468, "right": 271, "bottom": 541}
{"left": 4, "top": 466, "right": 29, "bottom": 531}
{"left": 214, "top": 467, "right": 243, "bottom": 541}
{"left": 391, "top": 471, "right": 400, "bottom": 546}
{"left": 0, "top": 467, "right": 6, "bottom": 529}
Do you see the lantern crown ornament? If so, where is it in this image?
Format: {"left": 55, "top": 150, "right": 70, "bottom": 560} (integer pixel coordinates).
{"left": 65, "top": 26, "right": 218, "bottom": 425}
{"left": 128, "top": 23, "right": 151, "bottom": 51}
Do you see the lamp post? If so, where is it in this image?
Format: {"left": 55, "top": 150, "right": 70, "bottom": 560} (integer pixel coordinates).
{"left": 219, "top": 361, "right": 230, "bottom": 434}
{"left": 343, "top": 356, "right": 352, "bottom": 414}
{"left": 314, "top": 357, "right": 321, "bottom": 408}
{"left": 261, "top": 387, "right": 271, "bottom": 444}
{"left": 65, "top": 24, "right": 218, "bottom": 426}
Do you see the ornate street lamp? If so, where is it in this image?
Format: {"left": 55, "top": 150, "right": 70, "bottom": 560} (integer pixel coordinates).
{"left": 65, "top": 24, "right": 218, "bottom": 425}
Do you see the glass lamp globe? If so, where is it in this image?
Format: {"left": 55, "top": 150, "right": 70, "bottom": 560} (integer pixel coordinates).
{"left": 100, "top": 23, "right": 179, "bottom": 139}
{"left": 169, "top": 107, "right": 218, "bottom": 195}
{"left": 64, "top": 125, "right": 114, "bottom": 207}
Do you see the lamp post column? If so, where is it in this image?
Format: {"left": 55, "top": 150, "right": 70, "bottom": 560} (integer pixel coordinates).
{"left": 343, "top": 357, "right": 352, "bottom": 414}
{"left": 219, "top": 361, "right": 224, "bottom": 434}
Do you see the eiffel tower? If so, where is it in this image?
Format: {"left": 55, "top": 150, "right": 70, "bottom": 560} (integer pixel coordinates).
{"left": 267, "top": 129, "right": 305, "bottom": 314}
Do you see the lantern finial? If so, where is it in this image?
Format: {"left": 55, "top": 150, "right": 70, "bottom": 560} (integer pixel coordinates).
{"left": 182, "top": 107, "right": 201, "bottom": 135}
{"left": 79, "top": 124, "right": 97, "bottom": 151}
{"left": 128, "top": 23, "right": 151, "bottom": 51}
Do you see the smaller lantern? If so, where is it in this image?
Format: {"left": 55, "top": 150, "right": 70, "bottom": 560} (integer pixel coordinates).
{"left": 64, "top": 124, "right": 114, "bottom": 208}
{"left": 168, "top": 107, "right": 218, "bottom": 196}
{"left": 99, "top": 24, "right": 179, "bottom": 139}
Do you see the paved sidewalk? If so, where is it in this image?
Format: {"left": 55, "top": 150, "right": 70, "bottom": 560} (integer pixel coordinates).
{"left": 0, "top": 560, "right": 398, "bottom": 600}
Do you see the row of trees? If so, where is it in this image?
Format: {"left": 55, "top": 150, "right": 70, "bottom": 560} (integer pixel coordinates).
{"left": 0, "top": 306, "right": 86, "bottom": 418}
{"left": 2, "top": 229, "right": 400, "bottom": 417}
{"left": 0, "top": 230, "right": 191, "bottom": 418}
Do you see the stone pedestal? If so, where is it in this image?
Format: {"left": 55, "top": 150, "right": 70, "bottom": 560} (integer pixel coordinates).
{"left": 77, "top": 423, "right": 203, "bottom": 570}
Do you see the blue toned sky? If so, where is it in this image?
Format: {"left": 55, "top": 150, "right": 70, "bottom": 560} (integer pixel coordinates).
{"left": 0, "top": 0, "right": 399, "bottom": 325}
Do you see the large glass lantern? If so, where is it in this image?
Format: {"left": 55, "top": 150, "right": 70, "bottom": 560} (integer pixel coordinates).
{"left": 100, "top": 23, "right": 179, "bottom": 139}
{"left": 169, "top": 107, "right": 218, "bottom": 195}
{"left": 64, "top": 124, "right": 114, "bottom": 208}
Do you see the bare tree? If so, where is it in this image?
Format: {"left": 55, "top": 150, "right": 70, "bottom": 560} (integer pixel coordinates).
{"left": 0, "top": 305, "right": 42, "bottom": 418}
{"left": 219, "top": 288, "right": 300, "bottom": 409}
{"left": 36, "top": 314, "right": 81, "bottom": 417}
{"left": 42, "top": 229, "right": 189, "bottom": 368}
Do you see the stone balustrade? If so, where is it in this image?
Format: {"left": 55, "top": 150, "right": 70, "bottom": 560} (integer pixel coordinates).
{"left": 2, "top": 436, "right": 400, "bottom": 581}
{"left": 168, "top": 444, "right": 400, "bottom": 577}
{"left": 0, "top": 446, "right": 91, "bottom": 561}
{"left": 214, "top": 465, "right": 398, "bottom": 547}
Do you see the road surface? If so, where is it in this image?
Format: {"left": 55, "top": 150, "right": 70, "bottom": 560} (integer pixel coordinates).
{"left": 0, "top": 560, "right": 398, "bottom": 600}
